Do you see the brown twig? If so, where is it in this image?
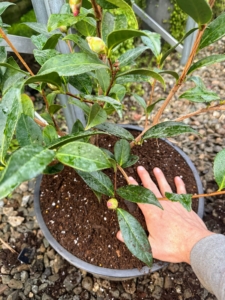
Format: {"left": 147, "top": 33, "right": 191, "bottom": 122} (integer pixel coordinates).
{"left": 158, "top": 190, "right": 225, "bottom": 201}
{"left": 117, "top": 165, "right": 130, "bottom": 185}
{"left": 0, "top": 28, "right": 34, "bottom": 76}
{"left": 0, "top": 238, "right": 17, "bottom": 254}
{"left": 90, "top": 0, "right": 102, "bottom": 38}
{"left": 65, "top": 92, "right": 95, "bottom": 105}
{"left": 144, "top": 79, "right": 156, "bottom": 128}
{"left": 106, "top": 59, "right": 117, "bottom": 96}
{"left": 174, "top": 104, "right": 225, "bottom": 122}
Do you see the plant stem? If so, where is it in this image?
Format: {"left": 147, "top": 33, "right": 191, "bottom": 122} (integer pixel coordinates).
{"left": 65, "top": 92, "right": 96, "bottom": 105}
{"left": 0, "top": 28, "right": 34, "bottom": 76}
{"left": 90, "top": 0, "right": 102, "bottom": 38}
{"left": 144, "top": 79, "right": 156, "bottom": 128}
{"left": 159, "top": 190, "right": 225, "bottom": 201}
{"left": 152, "top": 28, "right": 206, "bottom": 126}
{"left": 106, "top": 58, "right": 117, "bottom": 96}
{"left": 117, "top": 165, "right": 130, "bottom": 185}
{"left": 174, "top": 104, "right": 225, "bottom": 122}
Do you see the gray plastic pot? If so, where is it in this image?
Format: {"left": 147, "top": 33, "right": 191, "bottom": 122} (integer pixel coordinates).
{"left": 34, "top": 125, "right": 204, "bottom": 281}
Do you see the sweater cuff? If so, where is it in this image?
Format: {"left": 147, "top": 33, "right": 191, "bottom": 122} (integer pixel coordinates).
{"left": 190, "top": 234, "right": 225, "bottom": 299}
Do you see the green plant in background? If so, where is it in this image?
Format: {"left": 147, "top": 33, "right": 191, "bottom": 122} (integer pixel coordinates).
{"left": 1, "top": 0, "right": 225, "bottom": 268}
{"left": 7, "top": 9, "right": 36, "bottom": 37}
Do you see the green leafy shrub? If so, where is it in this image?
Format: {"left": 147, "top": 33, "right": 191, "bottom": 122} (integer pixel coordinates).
{"left": 7, "top": 9, "right": 36, "bottom": 37}
{"left": 0, "top": 0, "right": 225, "bottom": 269}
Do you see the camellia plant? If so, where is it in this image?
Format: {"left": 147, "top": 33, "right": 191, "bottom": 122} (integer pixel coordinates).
{"left": 1, "top": 0, "right": 225, "bottom": 267}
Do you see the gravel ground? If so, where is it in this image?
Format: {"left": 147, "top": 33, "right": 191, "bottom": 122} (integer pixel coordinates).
{"left": 1, "top": 39, "right": 225, "bottom": 299}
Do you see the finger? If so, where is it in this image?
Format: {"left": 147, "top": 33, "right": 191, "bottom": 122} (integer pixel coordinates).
{"left": 174, "top": 176, "right": 186, "bottom": 194}
{"left": 153, "top": 168, "right": 172, "bottom": 196}
{"left": 137, "top": 166, "right": 162, "bottom": 197}
{"left": 128, "top": 176, "right": 138, "bottom": 185}
{"left": 116, "top": 231, "right": 124, "bottom": 243}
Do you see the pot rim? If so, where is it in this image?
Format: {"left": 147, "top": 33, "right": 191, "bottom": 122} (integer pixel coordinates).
{"left": 34, "top": 124, "right": 204, "bottom": 279}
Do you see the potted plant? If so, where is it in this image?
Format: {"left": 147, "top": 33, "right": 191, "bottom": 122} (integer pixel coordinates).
{"left": 1, "top": 0, "right": 225, "bottom": 280}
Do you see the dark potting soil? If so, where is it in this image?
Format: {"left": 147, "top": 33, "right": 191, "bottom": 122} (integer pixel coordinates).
{"left": 40, "top": 131, "right": 199, "bottom": 270}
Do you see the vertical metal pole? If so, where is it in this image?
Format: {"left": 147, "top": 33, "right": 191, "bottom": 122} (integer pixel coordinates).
{"left": 31, "top": 0, "right": 86, "bottom": 131}
{"left": 180, "top": 17, "right": 198, "bottom": 65}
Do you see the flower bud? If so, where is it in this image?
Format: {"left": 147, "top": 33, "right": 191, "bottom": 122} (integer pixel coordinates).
{"left": 86, "top": 37, "right": 107, "bottom": 55}
{"left": 69, "top": 0, "right": 82, "bottom": 16}
{"left": 107, "top": 198, "right": 118, "bottom": 210}
{"left": 47, "top": 83, "right": 58, "bottom": 91}
{"left": 59, "top": 25, "right": 67, "bottom": 33}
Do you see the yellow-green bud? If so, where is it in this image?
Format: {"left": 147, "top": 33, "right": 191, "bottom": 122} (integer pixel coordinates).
{"left": 86, "top": 37, "right": 107, "bottom": 55}
{"left": 107, "top": 198, "right": 118, "bottom": 210}
{"left": 69, "top": 0, "right": 82, "bottom": 16}
{"left": 47, "top": 83, "right": 58, "bottom": 91}
{"left": 59, "top": 25, "right": 67, "bottom": 33}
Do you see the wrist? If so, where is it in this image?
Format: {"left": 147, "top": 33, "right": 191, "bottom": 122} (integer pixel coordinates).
{"left": 185, "top": 230, "right": 214, "bottom": 264}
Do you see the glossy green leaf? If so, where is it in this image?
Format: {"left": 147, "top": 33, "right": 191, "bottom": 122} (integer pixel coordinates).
{"left": 0, "top": 2, "right": 15, "bottom": 16}
{"left": 160, "top": 28, "right": 198, "bottom": 65}
{"left": 104, "top": 0, "right": 138, "bottom": 29}
{"left": 48, "top": 131, "right": 104, "bottom": 149}
{"left": 49, "top": 105, "right": 63, "bottom": 115}
{"left": 56, "top": 142, "right": 111, "bottom": 172}
{"left": 114, "top": 139, "right": 130, "bottom": 166}
{"left": 114, "top": 14, "right": 128, "bottom": 31}
{"left": 33, "top": 49, "right": 61, "bottom": 66}
{"left": 0, "top": 47, "right": 7, "bottom": 76}
{"left": 117, "top": 185, "right": 162, "bottom": 208}
{"left": 25, "top": 72, "right": 62, "bottom": 90}
{"left": 85, "top": 95, "right": 122, "bottom": 112}
{"left": 43, "top": 34, "right": 62, "bottom": 50}
{"left": 47, "top": 14, "right": 83, "bottom": 31}
{"left": 176, "top": 0, "right": 212, "bottom": 25}
{"left": 68, "top": 74, "right": 92, "bottom": 95}
{"left": 101, "top": 12, "right": 115, "bottom": 43}
{"left": 133, "top": 94, "right": 147, "bottom": 110}
{"left": 85, "top": 103, "right": 108, "bottom": 130}
{"left": 75, "top": 17, "right": 96, "bottom": 37}
{"left": 71, "top": 120, "right": 85, "bottom": 135}
{"left": 23, "top": 22, "right": 51, "bottom": 35}
{"left": 16, "top": 114, "right": 43, "bottom": 147}
{"left": 117, "top": 208, "right": 153, "bottom": 267}
{"left": 0, "top": 88, "right": 22, "bottom": 164}
{"left": 179, "top": 76, "right": 220, "bottom": 103}
{"left": 69, "top": 98, "right": 91, "bottom": 115}
{"left": 95, "top": 69, "right": 110, "bottom": 94}
{"left": 46, "top": 92, "right": 59, "bottom": 106}
{"left": 43, "top": 163, "right": 64, "bottom": 175}
{"left": 165, "top": 192, "right": 192, "bottom": 212}
{"left": 188, "top": 55, "right": 225, "bottom": 75}
{"left": 96, "top": 0, "right": 117, "bottom": 9}
{"left": 63, "top": 34, "right": 96, "bottom": 57}
{"left": 38, "top": 53, "right": 108, "bottom": 77}
{"left": 147, "top": 98, "right": 165, "bottom": 114}
{"left": 31, "top": 34, "right": 48, "bottom": 50}
{"left": 95, "top": 123, "right": 134, "bottom": 140}
{"left": 108, "top": 30, "right": 148, "bottom": 53}
{"left": 42, "top": 125, "right": 58, "bottom": 146}
{"left": 156, "top": 70, "right": 179, "bottom": 81}
{"left": 109, "top": 84, "right": 126, "bottom": 102}
{"left": 1, "top": 57, "right": 26, "bottom": 94}
{"left": 141, "top": 30, "right": 161, "bottom": 58}
{"left": 117, "top": 69, "right": 165, "bottom": 87}
{"left": 40, "top": 112, "right": 54, "bottom": 126}
{"left": 117, "top": 46, "right": 149, "bottom": 68}
{"left": 200, "top": 13, "right": 225, "bottom": 49}
{"left": 122, "top": 155, "right": 139, "bottom": 168}
{"left": 0, "top": 146, "right": 55, "bottom": 199}
{"left": 76, "top": 170, "right": 114, "bottom": 196}
{"left": 142, "top": 121, "right": 198, "bottom": 140}
{"left": 214, "top": 149, "right": 225, "bottom": 191}
{"left": 21, "top": 94, "right": 34, "bottom": 118}
{"left": 115, "top": 74, "right": 150, "bottom": 84}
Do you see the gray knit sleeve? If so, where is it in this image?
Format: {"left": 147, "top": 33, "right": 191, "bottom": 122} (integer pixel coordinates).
{"left": 190, "top": 234, "right": 225, "bottom": 300}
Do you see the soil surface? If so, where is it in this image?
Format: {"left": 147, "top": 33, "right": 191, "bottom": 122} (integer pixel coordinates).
{"left": 40, "top": 133, "right": 198, "bottom": 270}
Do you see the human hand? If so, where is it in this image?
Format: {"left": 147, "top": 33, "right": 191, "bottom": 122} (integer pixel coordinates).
{"left": 117, "top": 166, "right": 213, "bottom": 264}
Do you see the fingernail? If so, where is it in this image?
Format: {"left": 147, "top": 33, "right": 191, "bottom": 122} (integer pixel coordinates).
{"left": 128, "top": 176, "right": 134, "bottom": 181}
{"left": 154, "top": 167, "right": 161, "bottom": 173}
